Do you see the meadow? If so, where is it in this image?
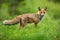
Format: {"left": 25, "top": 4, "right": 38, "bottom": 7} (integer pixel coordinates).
{"left": 0, "top": 0, "right": 60, "bottom": 40}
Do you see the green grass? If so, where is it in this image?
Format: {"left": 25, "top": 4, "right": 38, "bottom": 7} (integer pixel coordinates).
{"left": 0, "top": 0, "right": 60, "bottom": 40}
{"left": 0, "top": 14, "right": 59, "bottom": 40}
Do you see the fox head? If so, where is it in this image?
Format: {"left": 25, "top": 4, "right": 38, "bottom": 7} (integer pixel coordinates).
{"left": 38, "top": 7, "right": 47, "bottom": 16}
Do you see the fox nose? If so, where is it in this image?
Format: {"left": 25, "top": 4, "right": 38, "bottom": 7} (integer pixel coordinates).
{"left": 41, "top": 13, "right": 45, "bottom": 16}
{"left": 41, "top": 14, "right": 44, "bottom": 16}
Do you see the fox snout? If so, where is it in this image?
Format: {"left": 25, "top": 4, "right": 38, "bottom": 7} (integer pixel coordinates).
{"left": 40, "top": 13, "right": 45, "bottom": 16}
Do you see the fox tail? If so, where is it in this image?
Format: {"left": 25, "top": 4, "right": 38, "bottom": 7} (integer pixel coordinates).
{"left": 3, "top": 17, "right": 20, "bottom": 25}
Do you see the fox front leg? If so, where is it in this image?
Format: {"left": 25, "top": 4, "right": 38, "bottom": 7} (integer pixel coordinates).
{"left": 34, "top": 19, "right": 39, "bottom": 28}
{"left": 34, "top": 23, "right": 38, "bottom": 28}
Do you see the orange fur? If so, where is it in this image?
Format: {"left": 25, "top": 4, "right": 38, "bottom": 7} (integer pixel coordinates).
{"left": 3, "top": 7, "right": 47, "bottom": 29}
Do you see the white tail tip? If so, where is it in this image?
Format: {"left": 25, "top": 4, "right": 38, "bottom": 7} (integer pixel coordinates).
{"left": 3, "top": 20, "right": 8, "bottom": 24}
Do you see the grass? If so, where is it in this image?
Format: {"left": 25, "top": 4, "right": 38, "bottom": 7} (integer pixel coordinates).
{"left": 0, "top": 14, "right": 59, "bottom": 40}
{"left": 0, "top": 0, "right": 60, "bottom": 40}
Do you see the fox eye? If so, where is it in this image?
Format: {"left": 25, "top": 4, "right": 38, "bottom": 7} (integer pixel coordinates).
{"left": 44, "top": 12, "right": 45, "bottom": 13}
{"left": 40, "top": 12, "right": 42, "bottom": 13}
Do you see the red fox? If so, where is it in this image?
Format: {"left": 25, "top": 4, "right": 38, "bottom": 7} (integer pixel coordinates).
{"left": 3, "top": 7, "right": 47, "bottom": 29}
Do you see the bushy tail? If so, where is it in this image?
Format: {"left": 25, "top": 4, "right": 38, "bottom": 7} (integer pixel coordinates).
{"left": 3, "top": 16, "right": 21, "bottom": 25}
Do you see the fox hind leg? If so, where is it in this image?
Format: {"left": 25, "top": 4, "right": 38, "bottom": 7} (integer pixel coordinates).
{"left": 19, "top": 18, "right": 26, "bottom": 29}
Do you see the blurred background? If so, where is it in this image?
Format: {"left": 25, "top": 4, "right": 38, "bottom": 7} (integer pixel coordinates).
{"left": 0, "top": 0, "right": 60, "bottom": 40}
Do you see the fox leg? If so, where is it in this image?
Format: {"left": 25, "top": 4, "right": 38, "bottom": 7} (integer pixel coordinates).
{"left": 21, "top": 21, "right": 25, "bottom": 27}
{"left": 19, "top": 18, "right": 27, "bottom": 29}
{"left": 34, "top": 20, "right": 39, "bottom": 28}
{"left": 34, "top": 23, "right": 38, "bottom": 27}
{"left": 34, "top": 21, "right": 39, "bottom": 28}
{"left": 19, "top": 21, "right": 25, "bottom": 29}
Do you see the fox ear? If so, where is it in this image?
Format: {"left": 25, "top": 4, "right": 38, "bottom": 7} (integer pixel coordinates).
{"left": 45, "top": 7, "right": 47, "bottom": 11}
{"left": 38, "top": 7, "right": 41, "bottom": 11}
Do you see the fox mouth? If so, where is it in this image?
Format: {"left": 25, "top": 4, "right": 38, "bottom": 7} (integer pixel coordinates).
{"left": 40, "top": 15, "right": 44, "bottom": 20}
{"left": 41, "top": 15, "right": 44, "bottom": 17}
